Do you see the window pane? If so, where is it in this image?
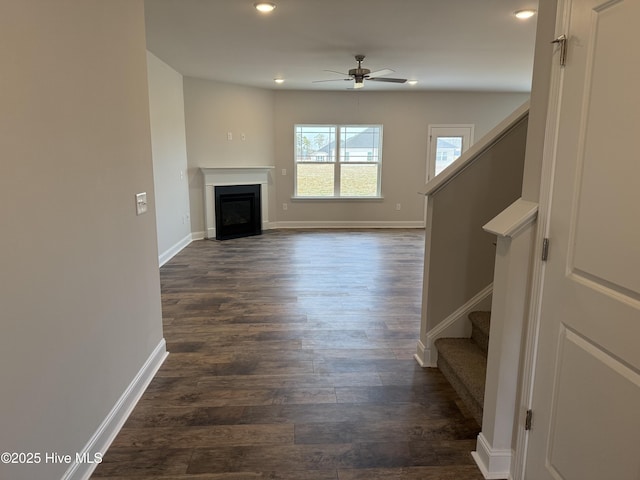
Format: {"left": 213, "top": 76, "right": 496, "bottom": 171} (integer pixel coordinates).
{"left": 295, "top": 126, "right": 336, "bottom": 162}
{"left": 435, "top": 136, "right": 463, "bottom": 175}
{"left": 296, "top": 163, "right": 335, "bottom": 196}
{"left": 340, "top": 164, "right": 378, "bottom": 196}
{"left": 340, "top": 126, "right": 381, "bottom": 162}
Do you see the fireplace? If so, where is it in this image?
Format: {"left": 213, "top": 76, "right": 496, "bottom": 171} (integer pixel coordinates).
{"left": 214, "top": 184, "right": 262, "bottom": 240}
{"left": 200, "top": 166, "right": 274, "bottom": 239}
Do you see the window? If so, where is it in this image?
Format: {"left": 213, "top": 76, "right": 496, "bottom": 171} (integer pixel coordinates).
{"left": 435, "top": 137, "right": 463, "bottom": 175}
{"left": 295, "top": 124, "right": 382, "bottom": 197}
{"left": 426, "top": 125, "right": 474, "bottom": 181}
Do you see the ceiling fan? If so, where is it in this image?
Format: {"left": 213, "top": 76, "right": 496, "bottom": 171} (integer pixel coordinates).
{"left": 313, "top": 54, "right": 407, "bottom": 89}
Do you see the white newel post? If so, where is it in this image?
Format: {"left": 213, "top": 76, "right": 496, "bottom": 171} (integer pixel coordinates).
{"left": 200, "top": 167, "right": 275, "bottom": 239}
{"left": 472, "top": 199, "right": 538, "bottom": 479}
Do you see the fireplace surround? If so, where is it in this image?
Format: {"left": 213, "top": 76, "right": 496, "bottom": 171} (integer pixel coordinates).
{"left": 201, "top": 167, "right": 274, "bottom": 239}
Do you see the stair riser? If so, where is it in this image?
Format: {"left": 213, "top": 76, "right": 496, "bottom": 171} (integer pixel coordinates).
{"left": 437, "top": 354, "right": 483, "bottom": 426}
{"left": 471, "top": 324, "right": 489, "bottom": 356}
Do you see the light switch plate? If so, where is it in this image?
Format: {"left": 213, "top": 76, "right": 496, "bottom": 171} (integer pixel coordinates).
{"left": 135, "top": 192, "right": 147, "bottom": 215}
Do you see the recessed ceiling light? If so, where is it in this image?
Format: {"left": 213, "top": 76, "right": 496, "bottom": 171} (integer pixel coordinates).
{"left": 274, "top": 78, "right": 285, "bottom": 84}
{"left": 254, "top": 2, "right": 276, "bottom": 13}
{"left": 514, "top": 9, "right": 536, "bottom": 19}
{"left": 408, "top": 80, "right": 418, "bottom": 86}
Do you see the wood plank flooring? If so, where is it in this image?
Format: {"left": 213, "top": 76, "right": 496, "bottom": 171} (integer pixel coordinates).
{"left": 92, "top": 229, "right": 483, "bottom": 480}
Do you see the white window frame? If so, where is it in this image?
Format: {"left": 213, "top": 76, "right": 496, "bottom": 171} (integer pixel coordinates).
{"left": 426, "top": 125, "right": 474, "bottom": 182}
{"left": 294, "top": 124, "right": 383, "bottom": 199}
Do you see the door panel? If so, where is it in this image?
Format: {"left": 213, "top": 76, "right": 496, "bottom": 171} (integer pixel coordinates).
{"left": 547, "top": 327, "right": 640, "bottom": 480}
{"left": 526, "top": 0, "right": 640, "bottom": 479}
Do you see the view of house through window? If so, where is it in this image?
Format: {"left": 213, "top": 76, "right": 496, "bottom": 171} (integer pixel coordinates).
{"left": 295, "top": 125, "right": 382, "bottom": 197}
{"left": 426, "top": 125, "right": 474, "bottom": 181}
{"left": 435, "top": 137, "right": 463, "bottom": 175}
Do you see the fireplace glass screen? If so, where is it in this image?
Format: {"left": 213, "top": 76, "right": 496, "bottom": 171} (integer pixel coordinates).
{"left": 214, "top": 184, "right": 262, "bottom": 240}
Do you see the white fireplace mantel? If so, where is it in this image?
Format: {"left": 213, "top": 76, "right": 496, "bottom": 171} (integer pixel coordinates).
{"left": 201, "top": 166, "right": 274, "bottom": 239}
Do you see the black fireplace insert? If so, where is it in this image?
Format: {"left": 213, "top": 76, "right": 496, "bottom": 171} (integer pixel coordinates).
{"left": 214, "top": 184, "right": 262, "bottom": 241}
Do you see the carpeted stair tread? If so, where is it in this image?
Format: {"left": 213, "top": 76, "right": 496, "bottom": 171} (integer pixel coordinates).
{"left": 434, "top": 337, "right": 487, "bottom": 425}
{"left": 469, "top": 310, "right": 491, "bottom": 356}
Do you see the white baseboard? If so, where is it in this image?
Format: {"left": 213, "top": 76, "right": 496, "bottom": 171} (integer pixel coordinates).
{"left": 158, "top": 233, "right": 192, "bottom": 267}
{"left": 61, "top": 339, "right": 168, "bottom": 480}
{"left": 423, "top": 284, "right": 493, "bottom": 367}
{"left": 274, "top": 221, "right": 425, "bottom": 229}
{"left": 414, "top": 340, "right": 429, "bottom": 367}
{"left": 472, "top": 432, "right": 513, "bottom": 480}
{"left": 196, "top": 222, "right": 422, "bottom": 240}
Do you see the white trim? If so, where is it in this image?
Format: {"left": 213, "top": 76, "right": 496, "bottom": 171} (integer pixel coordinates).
{"left": 513, "top": 3, "right": 567, "bottom": 477}
{"left": 191, "top": 231, "right": 206, "bottom": 241}
{"left": 274, "top": 221, "right": 424, "bottom": 230}
{"left": 472, "top": 432, "right": 513, "bottom": 480}
{"left": 158, "top": 233, "right": 192, "bottom": 267}
{"left": 201, "top": 167, "right": 274, "bottom": 239}
{"left": 414, "top": 340, "right": 427, "bottom": 367}
{"left": 61, "top": 339, "right": 168, "bottom": 480}
{"left": 419, "top": 284, "right": 493, "bottom": 367}
{"left": 483, "top": 198, "right": 539, "bottom": 239}
{"left": 290, "top": 196, "right": 384, "bottom": 202}
{"left": 426, "top": 124, "right": 475, "bottom": 183}
{"left": 421, "top": 102, "right": 530, "bottom": 197}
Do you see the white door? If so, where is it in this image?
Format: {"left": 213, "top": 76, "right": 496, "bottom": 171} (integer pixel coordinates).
{"left": 526, "top": 1, "right": 640, "bottom": 479}
{"left": 426, "top": 125, "right": 474, "bottom": 182}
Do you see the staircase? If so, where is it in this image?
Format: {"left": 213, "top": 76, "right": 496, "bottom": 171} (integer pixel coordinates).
{"left": 434, "top": 311, "right": 490, "bottom": 426}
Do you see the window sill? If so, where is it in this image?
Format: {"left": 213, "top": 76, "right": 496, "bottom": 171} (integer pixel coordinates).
{"left": 291, "top": 196, "right": 384, "bottom": 202}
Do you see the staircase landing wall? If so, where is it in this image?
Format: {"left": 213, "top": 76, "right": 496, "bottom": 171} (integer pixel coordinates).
{"left": 420, "top": 115, "right": 528, "bottom": 342}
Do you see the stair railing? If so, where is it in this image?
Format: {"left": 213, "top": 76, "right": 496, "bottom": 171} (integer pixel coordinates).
{"left": 415, "top": 101, "right": 530, "bottom": 368}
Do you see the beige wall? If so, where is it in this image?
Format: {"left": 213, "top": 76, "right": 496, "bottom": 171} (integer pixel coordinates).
{"left": 424, "top": 118, "right": 529, "bottom": 334}
{"left": 0, "top": 2, "right": 163, "bottom": 479}
{"left": 147, "top": 52, "right": 191, "bottom": 262}
{"left": 521, "top": 0, "right": 559, "bottom": 202}
{"left": 183, "top": 77, "right": 276, "bottom": 236}
{"left": 273, "top": 91, "right": 528, "bottom": 225}
{"left": 182, "top": 78, "right": 528, "bottom": 232}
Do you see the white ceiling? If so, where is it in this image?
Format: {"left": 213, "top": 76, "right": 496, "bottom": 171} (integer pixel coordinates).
{"left": 144, "top": 0, "right": 539, "bottom": 92}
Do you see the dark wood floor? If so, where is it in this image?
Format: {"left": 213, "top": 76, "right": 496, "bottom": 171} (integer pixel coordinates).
{"left": 92, "top": 229, "right": 483, "bottom": 480}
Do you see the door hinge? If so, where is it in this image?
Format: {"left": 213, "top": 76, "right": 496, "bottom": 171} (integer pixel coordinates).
{"left": 551, "top": 34, "right": 568, "bottom": 67}
{"left": 525, "top": 409, "right": 533, "bottom": 431}
{"left": 541, "top": 238, "right": 550, "bottom": 262}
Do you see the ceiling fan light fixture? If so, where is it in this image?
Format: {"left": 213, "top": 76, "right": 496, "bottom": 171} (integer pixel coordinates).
{"left": 274, "top": 78, "right": 285, "bottom": 84}
{"left": 353, "top": 78, "right": 364, "bottom": 89}
{"left": 514, "top": 9, "right": 536, "bottom": 19}
{"left": 254, "top": 2, "right": 276, "bottom": 13}
{"left": 407, "top": 80, "right": 418, "bottom": 85}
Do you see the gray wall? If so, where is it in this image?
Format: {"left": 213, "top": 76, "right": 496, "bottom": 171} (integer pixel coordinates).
{"left": 147, "top": 52, "right": 192, "bottom": 262}
{"left": 521, "top": 0, "right": 559, "bottom": 202}
{"left": 0, "top": 2, "right": 163, "bottom": 479}
{"left": 182, "top": 78, "right": 529, "bottom": 233}
{"left": 273, "top": 91, "right": 528, "bottom": 226}
{"left": 183, "top": 77, "right": 276, "bottom": 236}
{"left": 423, "top": 117, "right": 529, "bottom": 333}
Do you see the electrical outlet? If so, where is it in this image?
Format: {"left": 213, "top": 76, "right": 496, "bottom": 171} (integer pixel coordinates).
{"left": 395, "top": 203, "right": 401, "bottom": 211}
{"left": 281, "top": 168, "right": 287, "bottom": 176}
{"left": 227, "top": 132, "right": 233, "bottom": 140}
{"left": 135, "top": 192, "right": 148, "bottom": 215}
{"left": 282, "top": 203, "right": 288, "bottom": 211}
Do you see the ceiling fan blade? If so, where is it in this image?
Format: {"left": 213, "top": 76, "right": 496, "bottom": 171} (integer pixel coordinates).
{"left": 312, "top": 78, "right": 351, "bottom": 83}
{"left": 323, "top": 69, "right": 350, "bottom": 76}
{"left": 367, "top": 68, "right": 394, "bottom": 78}
{"left": 368, "top": 77, "right": 407, "bottom": 83}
